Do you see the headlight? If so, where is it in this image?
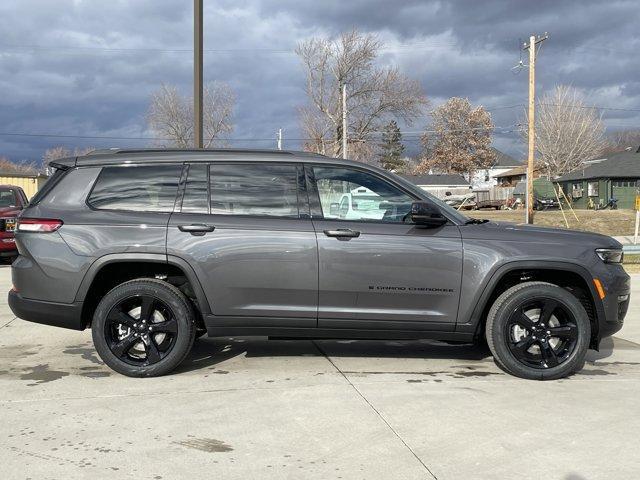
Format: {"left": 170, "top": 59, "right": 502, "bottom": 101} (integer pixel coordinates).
{"left": 596, "top": 248, "right": 623, "bottom": 264}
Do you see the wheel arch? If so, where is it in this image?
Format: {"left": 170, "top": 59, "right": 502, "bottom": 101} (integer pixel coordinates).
{"left": 458, "top": 260, "right": 604, "bottom": 348}
{"left": 76, "top": 253, "right": 210, "bottom": 327}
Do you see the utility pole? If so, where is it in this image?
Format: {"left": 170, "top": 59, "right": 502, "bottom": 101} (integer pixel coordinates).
{"left": 277, "top": 128, "right": 282, "bottom": 150}
{"left": 523, "top": 33, "right": 548, "bottom": 224}
{"left": 342, "top": 83, "right": 347, "bottom": 159}
{"left": 193, "top": 0, "right": 203, "bottom": 149}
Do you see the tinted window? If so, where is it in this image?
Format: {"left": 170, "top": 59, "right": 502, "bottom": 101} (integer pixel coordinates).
{"left": 88, "top": 165, "right": 181, "bottom": 212}
{"left": 313, "top": 166, "right": 414, "bottom": 223}
{"left": 210, "top": 163, "right": 299, "bottom": 217}
{"left": 182, "top": 164, "right": 208, "bottom": 213}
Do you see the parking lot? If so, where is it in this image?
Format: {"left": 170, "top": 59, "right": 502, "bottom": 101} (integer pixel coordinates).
{"left": 0, "top": 266, "right": 638, "bottom": 480}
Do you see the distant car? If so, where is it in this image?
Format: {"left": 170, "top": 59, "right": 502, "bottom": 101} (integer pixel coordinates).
{"left": 0, "top": 185, "right": 28, "bottom": 260}
{"left": 534, "top": 196, "right": 560, "bottom": 211}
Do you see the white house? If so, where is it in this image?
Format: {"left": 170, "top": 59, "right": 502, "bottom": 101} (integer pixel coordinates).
{"left": 470, "top": 148, "right": 521, "bottom": 189}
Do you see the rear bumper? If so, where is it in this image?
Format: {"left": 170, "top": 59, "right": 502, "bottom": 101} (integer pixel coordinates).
{"left": 8, "top": 289, "right": 85, "bottom": 330}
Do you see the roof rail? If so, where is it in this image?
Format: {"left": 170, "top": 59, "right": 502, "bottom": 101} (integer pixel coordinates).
{"left": 85, "top": 148, "right": 297, "bottom": 156}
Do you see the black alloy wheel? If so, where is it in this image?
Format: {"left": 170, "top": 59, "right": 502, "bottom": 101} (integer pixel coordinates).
{"left": 104, "top": 295, "right": 178, "bottom": 366}
{"left": 486, "top": 281, "right": 590, "bottom": 380}
{"left": 505, "top": 298, "right": 579, "bottom": 369}
{"left": 92, "top": 278, "right": 196, "bottom": 377}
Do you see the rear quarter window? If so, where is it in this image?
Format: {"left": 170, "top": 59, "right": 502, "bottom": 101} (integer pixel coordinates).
{"left": 87, "top": 165, "right": 182, "bottom": 212}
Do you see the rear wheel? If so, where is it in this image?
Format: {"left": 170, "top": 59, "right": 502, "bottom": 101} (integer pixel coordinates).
{"left": 92, "top": 278, "right": 196, "bottom": 377}
{"left": 486, "top": 282, "right": 590, "bottom": 380}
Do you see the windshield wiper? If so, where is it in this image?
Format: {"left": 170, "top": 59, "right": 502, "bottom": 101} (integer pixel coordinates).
{"left": 464, "top": 218, "right": 490, "bottom": 225}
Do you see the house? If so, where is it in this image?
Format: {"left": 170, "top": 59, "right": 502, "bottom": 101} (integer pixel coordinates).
{"left": 555, "top": 146, "right": 640, "bottom": 209}
{"left": 470, "top": 148, "right": 522, "bottom": 189}
{"left": 0, "top": 171, "right": 48, "bottom": 199}
{"left": 493, "top": 165, "right": 544, "bottom": 187}
{"left": 399, "top": 173, "right": 470, "bottom": 198}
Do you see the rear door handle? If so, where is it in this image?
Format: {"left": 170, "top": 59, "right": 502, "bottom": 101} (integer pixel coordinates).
{"left": 323, "top": 228, "right": 360, "bottom": 238}
{"left": 178, "top": 224, "right": 215, "bottom": 236}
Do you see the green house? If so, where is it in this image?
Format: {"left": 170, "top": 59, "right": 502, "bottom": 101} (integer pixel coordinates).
{"left": 555, "top": 147, "right": 640, "bottom": 209}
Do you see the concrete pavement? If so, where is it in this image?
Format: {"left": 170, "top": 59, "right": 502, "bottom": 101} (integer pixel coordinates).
{"left": 1, "top": 266, "right": 639, "bottom": 479}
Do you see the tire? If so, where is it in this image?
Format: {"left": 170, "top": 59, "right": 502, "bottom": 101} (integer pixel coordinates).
{"left": 486, "top": 281, "right": 590, "bottom": 380}
{"left": 92, "top": 278, "right": 196, "bottom": 377}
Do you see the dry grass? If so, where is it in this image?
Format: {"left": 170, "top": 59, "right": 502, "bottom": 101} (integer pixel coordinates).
{"left": 468, "top": 209, "right": 635, "bottom": 237}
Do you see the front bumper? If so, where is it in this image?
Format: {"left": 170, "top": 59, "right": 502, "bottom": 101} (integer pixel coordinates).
{"left": 8, "top": 289, "right": 85, "bottom": 330}
{"left": 597, "top": 266, "right": 630, "bottom": 339}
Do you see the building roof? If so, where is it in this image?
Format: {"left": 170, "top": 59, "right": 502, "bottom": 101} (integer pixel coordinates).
{"left": 491, "top": 148, "right": 521, "bottom": 168}
{"left": 399, "top": 173, "right": 470, "bottom": 186}
{"left": 556, "top": 147, "right": 640, "bottom": 182}
{"left": 0, "top": 170, "right": 47, "bottom": 178}
{"left": 493, "top": 165, "right": 527, "bottom": 178}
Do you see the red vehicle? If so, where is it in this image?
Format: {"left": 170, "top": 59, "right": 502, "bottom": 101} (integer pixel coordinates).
{"left": 0, "top": 185, "right": 28, "bottom": 259}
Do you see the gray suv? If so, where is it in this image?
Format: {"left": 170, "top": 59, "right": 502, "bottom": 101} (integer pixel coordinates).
{"left": 8, "top": 149, "right": 630, "bottom": 380}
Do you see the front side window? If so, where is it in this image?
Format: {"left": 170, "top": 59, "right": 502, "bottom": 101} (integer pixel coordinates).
{"left": 312, "top": 166, "right": 415, "bottom": 223}
{"left": 88, "top": 165, "right": 182, "bottom": 212}
{"left": 209, "top": 163, "right": 299, "bottom": 217}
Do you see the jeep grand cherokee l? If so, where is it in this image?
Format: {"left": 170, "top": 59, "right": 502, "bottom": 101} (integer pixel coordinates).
{"left": 8, "top": 149, "right": 630, "bottom": 380}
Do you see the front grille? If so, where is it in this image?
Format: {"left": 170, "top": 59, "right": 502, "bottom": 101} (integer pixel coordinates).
{"left": 618, "top": 296, "right": 630, "bottom": 322}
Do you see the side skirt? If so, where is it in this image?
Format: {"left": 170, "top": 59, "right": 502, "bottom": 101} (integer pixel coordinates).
{"left": 203, "top": 316, "right": 474, "bottom": 342}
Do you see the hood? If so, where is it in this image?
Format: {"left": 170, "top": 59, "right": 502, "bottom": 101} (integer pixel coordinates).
{"left": 461, "top": 221, "right": 621, "bottom": 249}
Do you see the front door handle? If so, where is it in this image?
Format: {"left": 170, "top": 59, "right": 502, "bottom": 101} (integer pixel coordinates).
{"left": 323, "top": 228, "right": 360, "bottom": 239}
{"left": 178, "top": 224, "right": 215, "bottom": 236}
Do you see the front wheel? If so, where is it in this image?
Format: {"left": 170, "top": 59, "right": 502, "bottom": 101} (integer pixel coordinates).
{"left": 486, "top": 282, "right": 590, "bottom": 380}
{"left": 92, "top": 278, "right": 196, "bottom": 377}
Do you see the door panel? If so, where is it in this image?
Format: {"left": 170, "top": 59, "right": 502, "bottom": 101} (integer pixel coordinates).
{"left": 168, "top": 214, "right": 318, "bottom": 324}
{"left": 314, "top": 220, "right": 462, "bottom": 329}
{"left": 167, "top": 161, "right": 318, "bottom": 328}
{"left": 307, "top": 164, "right": 463, "bottom": 330}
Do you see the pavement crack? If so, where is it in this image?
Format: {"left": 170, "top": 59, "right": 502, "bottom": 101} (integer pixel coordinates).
{"left": 311, "top": 340, "right": 438, "bottom": 480}
{"left": 0, "top": 317, "right": 16, "bottom": 330}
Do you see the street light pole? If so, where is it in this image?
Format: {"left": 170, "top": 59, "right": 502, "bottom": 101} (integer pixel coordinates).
{"left": 194, "top": 0, "right": 203, "bottom": 149}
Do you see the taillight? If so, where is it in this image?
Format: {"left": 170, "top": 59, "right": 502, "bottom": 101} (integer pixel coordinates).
{"left": 17, "top": 218, "right": 63, "bottom": 233}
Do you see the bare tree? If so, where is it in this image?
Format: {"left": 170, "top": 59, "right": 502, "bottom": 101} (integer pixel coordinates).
{"left": 43, "top": 146, "right": 95, "bottom": 164}
{"left": 524, "top": 85, "right": 607, "bottom": 177}
{"left": 415, "top": 97, "right": 495, "bottom": 178}
{"left": 147, "top": 82, "right": 235, "bottom": 148}
{"left": 602, "top": 129, "right": 640, "bottom": 154}
{"left": 0, "top": 157, "right": 38, "bottom": 174}
{"left": 296, "top": 29, "right": 427, "bottom": 161}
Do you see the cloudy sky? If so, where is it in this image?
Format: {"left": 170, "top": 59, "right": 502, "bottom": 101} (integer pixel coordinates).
{"left": 1, "top": 0, "right": 639, "bottom": 163}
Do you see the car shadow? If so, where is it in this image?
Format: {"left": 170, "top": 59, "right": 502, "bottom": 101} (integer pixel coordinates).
{"left": 175, "top": 337, "right": 492, "bottom": 374}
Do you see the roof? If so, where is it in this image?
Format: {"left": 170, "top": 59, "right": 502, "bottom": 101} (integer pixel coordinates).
{"left": 491, "top": 148, "right": 521, "bottom": 168}
{"left": 556, "top": 148, "right": 640, "bottom": 182}
{"left": 399, "top": 173, "right": 470, "bottom": 186}
{"left": 494, "top": 165, "right": 528, "bottom": 178}
{"left": 0, "top": 170, "right": 47, "bottom": 178}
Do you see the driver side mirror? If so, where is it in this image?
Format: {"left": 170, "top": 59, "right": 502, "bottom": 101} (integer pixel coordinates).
{"left": 410, "top": 202, "right": 448, "bottom": 227}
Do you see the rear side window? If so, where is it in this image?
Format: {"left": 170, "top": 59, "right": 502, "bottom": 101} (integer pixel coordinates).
{"left": 181, "top": 164, "right": 209, "bottom": 213}
{"left": 88, "top": 165, "right": 182, "bottom": 212}
{"left": 210, "top": 163, "right": 299, "bottom": 217}
{"left": 28, "top": 168, "right": 66, "bottom": 206}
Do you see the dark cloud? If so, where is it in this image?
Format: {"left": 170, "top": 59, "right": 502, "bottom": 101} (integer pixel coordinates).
{"left": 0, "top": 0, "right": 639, "bottom": 161}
